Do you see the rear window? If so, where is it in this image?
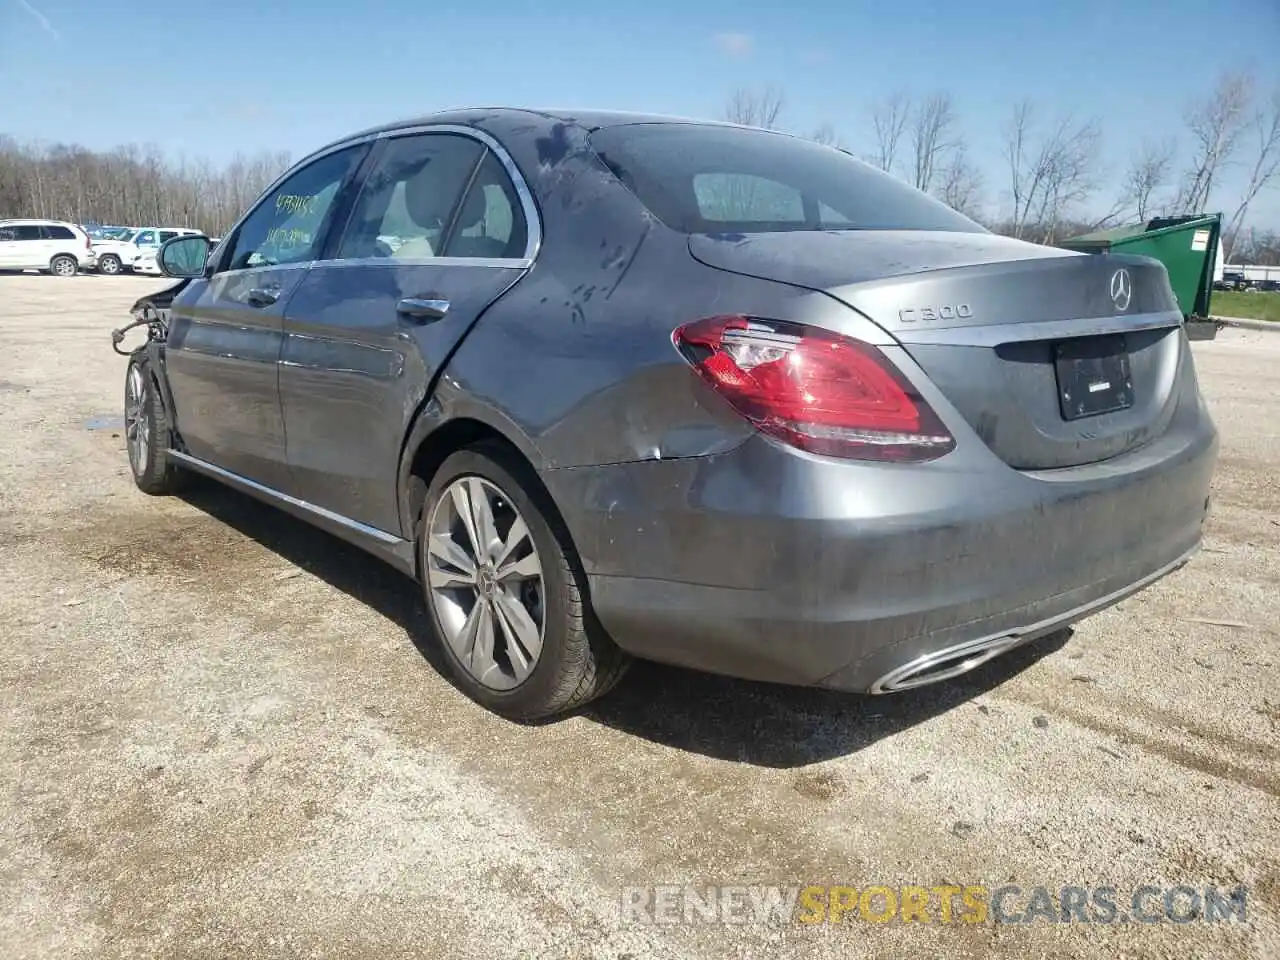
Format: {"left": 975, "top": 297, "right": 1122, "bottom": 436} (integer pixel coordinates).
{"left": 589, "top": 123, "right": 985, "bottom": 235}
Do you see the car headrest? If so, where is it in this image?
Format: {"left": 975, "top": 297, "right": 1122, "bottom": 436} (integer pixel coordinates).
{"left": 402, "top": 155, "right": 470, "bottom": 229}
{"left": 454, "top": 184, "right": 488, "bottom": 232}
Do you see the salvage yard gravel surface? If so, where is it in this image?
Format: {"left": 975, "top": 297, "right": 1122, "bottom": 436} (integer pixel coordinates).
{"left": 1, "top": 275, "right": 1277, "bottom": 959}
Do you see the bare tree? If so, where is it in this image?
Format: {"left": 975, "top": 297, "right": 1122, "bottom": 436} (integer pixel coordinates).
{"left": 1222, "top": 85, "right": 1280, "bottom": 261}
{"left": 938, "top": 145, "right": 985, "bottom": 219}
{"left": 1003, "top": 100, "right": 1035, "bottom": 235}
{"left": 909, "top": 93, "right": 959, "bottom": 193}
{"left": 1121, "top": 138, "right": 1178, "bottom": 221}
{"left": 810, "top": 123, "right": 843, "bottom": 148}
{"left": 724, "top": 87, "right": 785, "bottom": 129}
{"left": 869, "top": 91, "right": 911, "bottom": 173}
{"left": 1230, "top": 228, "right": 1280, "bottom": 266}
{"left": 1173, "top": 71, "right": 1254, "bottom": 213}
{"left": 1003, "top": 99, "right": 1104, "bottom": 242}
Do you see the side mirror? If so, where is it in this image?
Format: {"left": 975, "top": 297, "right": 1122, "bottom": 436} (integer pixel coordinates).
{"left": 158, "top": 235, "right": 212, "bottom": 278}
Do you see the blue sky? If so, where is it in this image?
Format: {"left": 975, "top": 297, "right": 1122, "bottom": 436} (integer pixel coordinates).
{"left": 3, "top": 0, "right": 1279, "bottom": 227}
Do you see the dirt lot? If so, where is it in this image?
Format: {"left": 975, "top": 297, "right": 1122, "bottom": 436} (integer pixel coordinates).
{"left": 1, "top": 273, "right": 1277, "bottom": 959}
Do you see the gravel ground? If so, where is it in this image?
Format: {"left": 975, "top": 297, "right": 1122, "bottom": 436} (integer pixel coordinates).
{"left": 2, "top": 274, "right": 1277, "bottom": 959}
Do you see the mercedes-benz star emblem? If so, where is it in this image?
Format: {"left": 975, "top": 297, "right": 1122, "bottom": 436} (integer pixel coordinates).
{"left": 1110, "top": 268, "right": 1133, "bottom": 312}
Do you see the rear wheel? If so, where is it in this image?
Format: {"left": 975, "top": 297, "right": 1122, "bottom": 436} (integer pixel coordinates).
{"left": 124, "top": 355, "right": 183, "bottom": 495}
{"left": 418, "top": 444, "right": 630, "bottom": 720}
{"left": 49, "top": 254, "right": 78, "bottom": 277}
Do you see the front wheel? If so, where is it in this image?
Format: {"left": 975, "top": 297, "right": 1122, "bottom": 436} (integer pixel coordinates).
{"left": 98, "top": 254, "right": 122, "bottom": 275}
{"left": 124, "top": 355, "right": 183, "bottom": 495}
{"left": 418, "top": 444, "right": 630, "bottom": 720}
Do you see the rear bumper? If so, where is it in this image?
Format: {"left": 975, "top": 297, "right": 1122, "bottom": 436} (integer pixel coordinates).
{"left": 545, "top": 387, "right": 1218, "bottom": 694}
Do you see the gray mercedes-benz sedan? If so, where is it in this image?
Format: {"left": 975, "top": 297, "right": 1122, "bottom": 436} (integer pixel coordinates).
{"left": 122, "top": 107, "right": 1218, "bottom": 720}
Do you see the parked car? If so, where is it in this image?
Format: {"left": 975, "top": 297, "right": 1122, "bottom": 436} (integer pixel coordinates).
{"left": 93, "top": 226, "right": 203, "bottom": 275}
{"left": 90, "top": 228, "right": 141, "bottom": 275}
{"left": 122, "top": 108, "right": 1219, "bottom": 720}
{"left": 130, "top": 248, "right": 161, "bottom": 276}
{"left": 0, "top": 218, "right": 96, "bottom": 275}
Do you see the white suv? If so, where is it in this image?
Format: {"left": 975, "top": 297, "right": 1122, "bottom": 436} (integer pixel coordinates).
{"left": 0, "top": 219, "right": 96, "bottom": 276}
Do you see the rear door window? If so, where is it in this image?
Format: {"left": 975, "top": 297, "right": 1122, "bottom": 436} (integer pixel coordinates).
{"left": 13, "top": 225, "right": 42, "bottom": 241}
{"left": 134, "top": 230, "right": 157, "bottom": 246}
{"left": 336, "top": 133, "right": 483, "bottom": 260}
{"left": 590, "top": 123, "right": 985, "bottom": 235}
{"left": 442, "top": 149, "right": 529, "bottom": 259}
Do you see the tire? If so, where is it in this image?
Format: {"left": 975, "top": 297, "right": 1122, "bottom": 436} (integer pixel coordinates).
{"left": 49, "top": 254, "right": 78, "bottom": 277}
{"left": 124, "top": 354, "right": 183, "bottom": 495}
{"left": 98, "top": 254, "right": 122, "bottom": 275}
{"left": 418, "top": 443, "right": 630, "bottom": 720}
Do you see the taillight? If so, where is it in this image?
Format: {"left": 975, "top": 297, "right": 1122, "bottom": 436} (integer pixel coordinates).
{"left": 672, "top": 315, "right": 955, "bottom": 462}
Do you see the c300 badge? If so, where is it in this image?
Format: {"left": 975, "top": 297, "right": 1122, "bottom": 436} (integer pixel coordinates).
{"left": 898, "top": 304, "right": 973, "bottom": 324}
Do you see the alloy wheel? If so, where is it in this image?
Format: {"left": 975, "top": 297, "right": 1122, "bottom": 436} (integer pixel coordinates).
{"left": 426, "top": 476, "right": 545, "bottom": 691}
{"left": 124, "top": 364, "right": 150, "bottom": 473}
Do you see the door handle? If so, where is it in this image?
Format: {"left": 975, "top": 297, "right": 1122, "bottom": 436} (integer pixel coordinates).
{"left": 246, "top": 287, "right": 279, "bottom": 308}
{"left": 397, "top": 297, "right": 450, "bottom": 321}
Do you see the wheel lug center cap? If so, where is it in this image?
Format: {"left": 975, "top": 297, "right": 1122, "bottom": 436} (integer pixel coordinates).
{"left": 477, "top": 565, "right": 496, "bottom": 595}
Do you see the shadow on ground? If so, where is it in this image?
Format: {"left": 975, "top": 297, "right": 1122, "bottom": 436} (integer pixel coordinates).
{"left": 179, "top": 476, "right": 1072, "bottom": 769}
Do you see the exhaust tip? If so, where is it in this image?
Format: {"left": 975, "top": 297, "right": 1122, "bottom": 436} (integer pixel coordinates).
{"left": 870, "top": 634, "right": 1024, "bottom": 694}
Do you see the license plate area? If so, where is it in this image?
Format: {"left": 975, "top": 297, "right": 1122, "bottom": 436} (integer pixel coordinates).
{"left": 1053, "top": 333, "right": 1134, "bottom": 421}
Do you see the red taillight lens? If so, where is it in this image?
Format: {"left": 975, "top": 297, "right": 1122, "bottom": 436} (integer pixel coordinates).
{"left": 673, "top": 315, "right": 955, "bottom": 462}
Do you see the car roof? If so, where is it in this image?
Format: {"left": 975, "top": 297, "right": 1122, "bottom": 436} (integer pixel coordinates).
{"left": 0, "top": 218, "right": 80, "bottom": 226}
{"left": 352, "top": 106, "right": 737, "bottom": 135}
{"left": 316, "top": 106, "right": 761, "bottom": 161}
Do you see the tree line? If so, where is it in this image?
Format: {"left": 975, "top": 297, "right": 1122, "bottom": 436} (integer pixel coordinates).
{"left": 1, "top": 69, "right": 1277, "bottom": 265}
{"left": 726, "top": 70, "right": 1280, "bottom": 265}
{"left": 0, "top": 136, "right": 291, "bottom": 238}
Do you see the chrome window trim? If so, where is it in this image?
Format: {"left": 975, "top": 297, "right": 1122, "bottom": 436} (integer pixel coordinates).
{"left": 206, "top": 260, "right": 314, "bottom": 282}
{"left": 313, "top": 255, "right": 533, "bottom": 270}
{"left": 210, "top": 124, "right": 542, "bottom": 279}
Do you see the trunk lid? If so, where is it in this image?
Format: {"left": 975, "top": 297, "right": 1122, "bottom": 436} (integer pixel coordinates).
{"left": 689, "top": 230, "right": 1187, "bottom": 470}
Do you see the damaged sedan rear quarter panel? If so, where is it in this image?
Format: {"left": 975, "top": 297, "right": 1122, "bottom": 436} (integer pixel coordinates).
{"left": 437, "top": 112, "right": 859, "bottom": 472}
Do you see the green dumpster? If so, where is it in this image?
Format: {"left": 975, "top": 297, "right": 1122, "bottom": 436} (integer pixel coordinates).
{"left": 1060, "top": 214, "right": 1222, "bottom": 338}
